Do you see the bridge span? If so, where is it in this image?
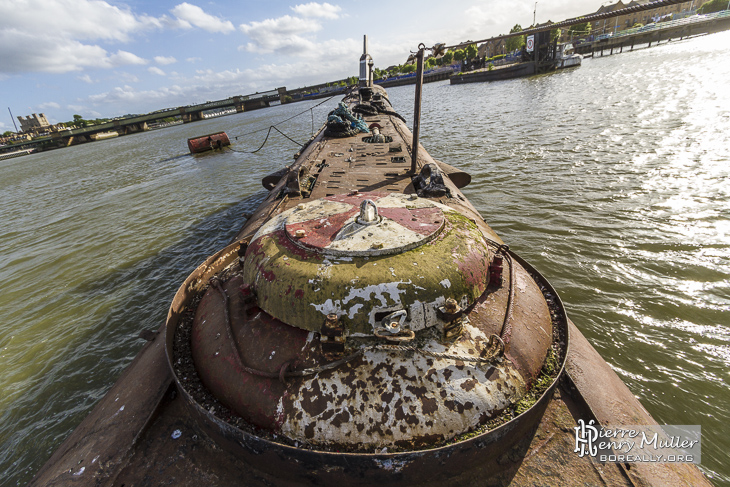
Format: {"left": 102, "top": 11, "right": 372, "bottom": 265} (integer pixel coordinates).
{"left": 41, "top": 88, "right": 287, "bottom": 147}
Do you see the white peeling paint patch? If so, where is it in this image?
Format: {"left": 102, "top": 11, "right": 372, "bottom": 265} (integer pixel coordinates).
{"left": 440, "top": 279, "right": 451, "bottom": 289}
{"left": 516, "top": 272, "right": 528, "bottom": 294}
{"left": 348, "top": 303, "right": 364, "bottom": 319}
{"left": 334, "top": 256, "right": 353, "bottom": 262}
{"left": 73, "top": 467, "right": 85, "bottom": 476}
{"left": 311, "top": 281, "right": 412, "bottom": 321}
{"left": 311, "top": 298, "right": 338, "bottom": 315}
{"left": 303, "top": 331, "right": 317, "bottom": 348}
{"left": 374, "top": 458, "right": 409, "bottom": 473}
{"left": 171, "top": 429, "right": 182, "bottom": 439}
{"left": 279, "top": 334, "right": 526, "bottom": 449}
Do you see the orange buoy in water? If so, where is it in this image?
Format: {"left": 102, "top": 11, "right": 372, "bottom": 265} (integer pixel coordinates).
{"left": 187, "top": 132, "right": 231, "bottom": 154}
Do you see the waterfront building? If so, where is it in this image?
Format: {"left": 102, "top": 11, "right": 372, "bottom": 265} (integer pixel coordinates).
{"left": 17, "top": 113, "right": 50, "bottom": 133}
{"left": 591, "top": 0, "right": 699, "bottom": 35}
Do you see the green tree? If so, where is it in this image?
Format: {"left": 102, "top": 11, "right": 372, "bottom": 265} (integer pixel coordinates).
{"left": 568, "top": 22, "right": 591, "bottom": 39}
{"left": 3, "top": 131, "right": 14, "bottom": 137}
{"left": 70, "top": 114, "right": 89, "bottom": 128}
{"left": 425, "top": 57, "right": 437, "bottom": 68}
{"left": 551, "top": 28, "right": 562, "bottom": 42}
{"left": 442, "top": 51, "right": 454, "bottom": 64}
{"left": 698, "top": 0, "right": 727, "bottom": 13}
{"left": 465, "top": 44, "right": 478, "bottom": 60}
{"left": 505, "top": 24, "right": 525, "bottom": 52}
{"left": 453, "top": 49, "right": 466, "bottom": 62}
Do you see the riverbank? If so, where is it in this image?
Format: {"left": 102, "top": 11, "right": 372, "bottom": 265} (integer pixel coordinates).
{"left": 0, "top": 148, "right": 34, "bottom": 161}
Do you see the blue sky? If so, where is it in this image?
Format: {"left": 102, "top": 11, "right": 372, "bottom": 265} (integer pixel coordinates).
{"left": 0, "top": 0, "right": 607, "bottom": 128}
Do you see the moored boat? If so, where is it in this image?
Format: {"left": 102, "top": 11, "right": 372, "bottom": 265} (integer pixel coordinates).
{"left": 451, "top": 32, "right": 581, "bottom": 85}
{"left": 29, "top": 37, "right": 711, "bottom": 487}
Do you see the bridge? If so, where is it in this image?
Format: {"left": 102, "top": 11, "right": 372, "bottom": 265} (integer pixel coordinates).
{"left": 30, "top": 88, "right": 287, "bottom": 147}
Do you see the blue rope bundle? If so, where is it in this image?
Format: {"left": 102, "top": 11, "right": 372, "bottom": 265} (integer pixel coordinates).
{"left": 332, "top": 102, "right": 370, "bottom": 133}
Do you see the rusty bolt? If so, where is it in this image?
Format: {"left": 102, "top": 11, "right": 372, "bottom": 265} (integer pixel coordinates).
{"left": 295, "top": 229, "right": 306, "bottom": 238}
{"left": 325, "top": 314, "right": 338, "bottom": 327}
{"left": 444, "top": 298, "right": 460, "bottom": 314}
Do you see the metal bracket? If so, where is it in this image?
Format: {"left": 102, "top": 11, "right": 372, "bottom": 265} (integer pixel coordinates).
{"left": 320, "top": 314, "right": 345, "bottom": 359}
{"left": 381, "top": 310, "right": 407, "bottom": 333}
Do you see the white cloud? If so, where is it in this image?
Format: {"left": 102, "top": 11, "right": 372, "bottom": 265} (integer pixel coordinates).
{"left": 86, "top": 84, "right": 190, "bottom": 113}
{"left": 239, "top": 15, "right": 323, "bottom": 54}
{"left": 0, "top": 0, "right": 161, "bottom": 43}
{"left": 148, "top": 66, "right": 166, "bottom": 76}
{"left": 0, "top": 0, "right": 158, "bottom": 75}
{"left": 154, "top": 55, "right": 177, "bottom": 65}
{"left": 109, "top": 50, "right": 148, "bottom": 66}
{"left": 78, "top": 74, "right": 95, "bottom": 83}
{"left": 0, "top": 29, "right": 108, "bottom": 73}
{"left": 170, "top": 3, "right": 235, "bottom": 33}
{"left": 37, "top": 101, "right": 61, "bottom": 109}
{"left": 186, "top": 57, "right": 202, "bottom": 63}
{"left": 291, "top": 2, "right": 342, "bottom": 19}
{"left": 114, "top": 72, "right": 140, "bottom": 83}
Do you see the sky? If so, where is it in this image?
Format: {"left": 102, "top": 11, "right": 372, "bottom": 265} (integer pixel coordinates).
{"left": 0, "top": 0, "right": 610, "bottom": 129}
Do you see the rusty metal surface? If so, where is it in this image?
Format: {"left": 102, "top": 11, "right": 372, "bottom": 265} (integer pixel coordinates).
{"left": 242, "top": 193, "right": 493, "bottom": 335}
{"left": 187, "top": 132, "right": 230, "bottom": 153}
{"left": 177, "top": 84, "right": 566, "bottom": 477}
{"left": 191, "top": 271, "right": 531, "bottom": 449}
{"left": 173, "top": 333, "right": 563, "bottom": 486}
{"left": 30, "top": 317, "right": 707, "bottom": 486}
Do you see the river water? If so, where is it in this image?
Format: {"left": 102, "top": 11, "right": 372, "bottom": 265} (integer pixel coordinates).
{"left": 2, "top": 31, "right": 729, "bottom": 486}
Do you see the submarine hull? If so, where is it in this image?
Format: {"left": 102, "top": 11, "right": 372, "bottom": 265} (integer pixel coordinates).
{"left": 29, "top": 64, "right": 711, "bottom": 487}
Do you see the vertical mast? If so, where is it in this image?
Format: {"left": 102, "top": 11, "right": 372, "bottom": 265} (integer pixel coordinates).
{"left": 411, "top": 45, "right": 425, "bottom": 174}
{"left": 359, "top": 35, "right": 373, "bottom": 87}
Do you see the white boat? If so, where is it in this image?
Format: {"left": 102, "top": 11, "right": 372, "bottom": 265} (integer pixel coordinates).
{"left": 557, "top": 42, "right": 582, "bottom": 69}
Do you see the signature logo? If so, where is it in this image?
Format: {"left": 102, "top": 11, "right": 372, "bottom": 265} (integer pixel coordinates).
{"left": 572, "top": 420, "right": 700, "bottom": 463}
{"left": 574, "top": 419, "right": 599, "bottom": 457}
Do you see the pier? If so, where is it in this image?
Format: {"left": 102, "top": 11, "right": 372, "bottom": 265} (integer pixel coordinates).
{"left": 577, "top": 10, "right": 730, "bottom": 57}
